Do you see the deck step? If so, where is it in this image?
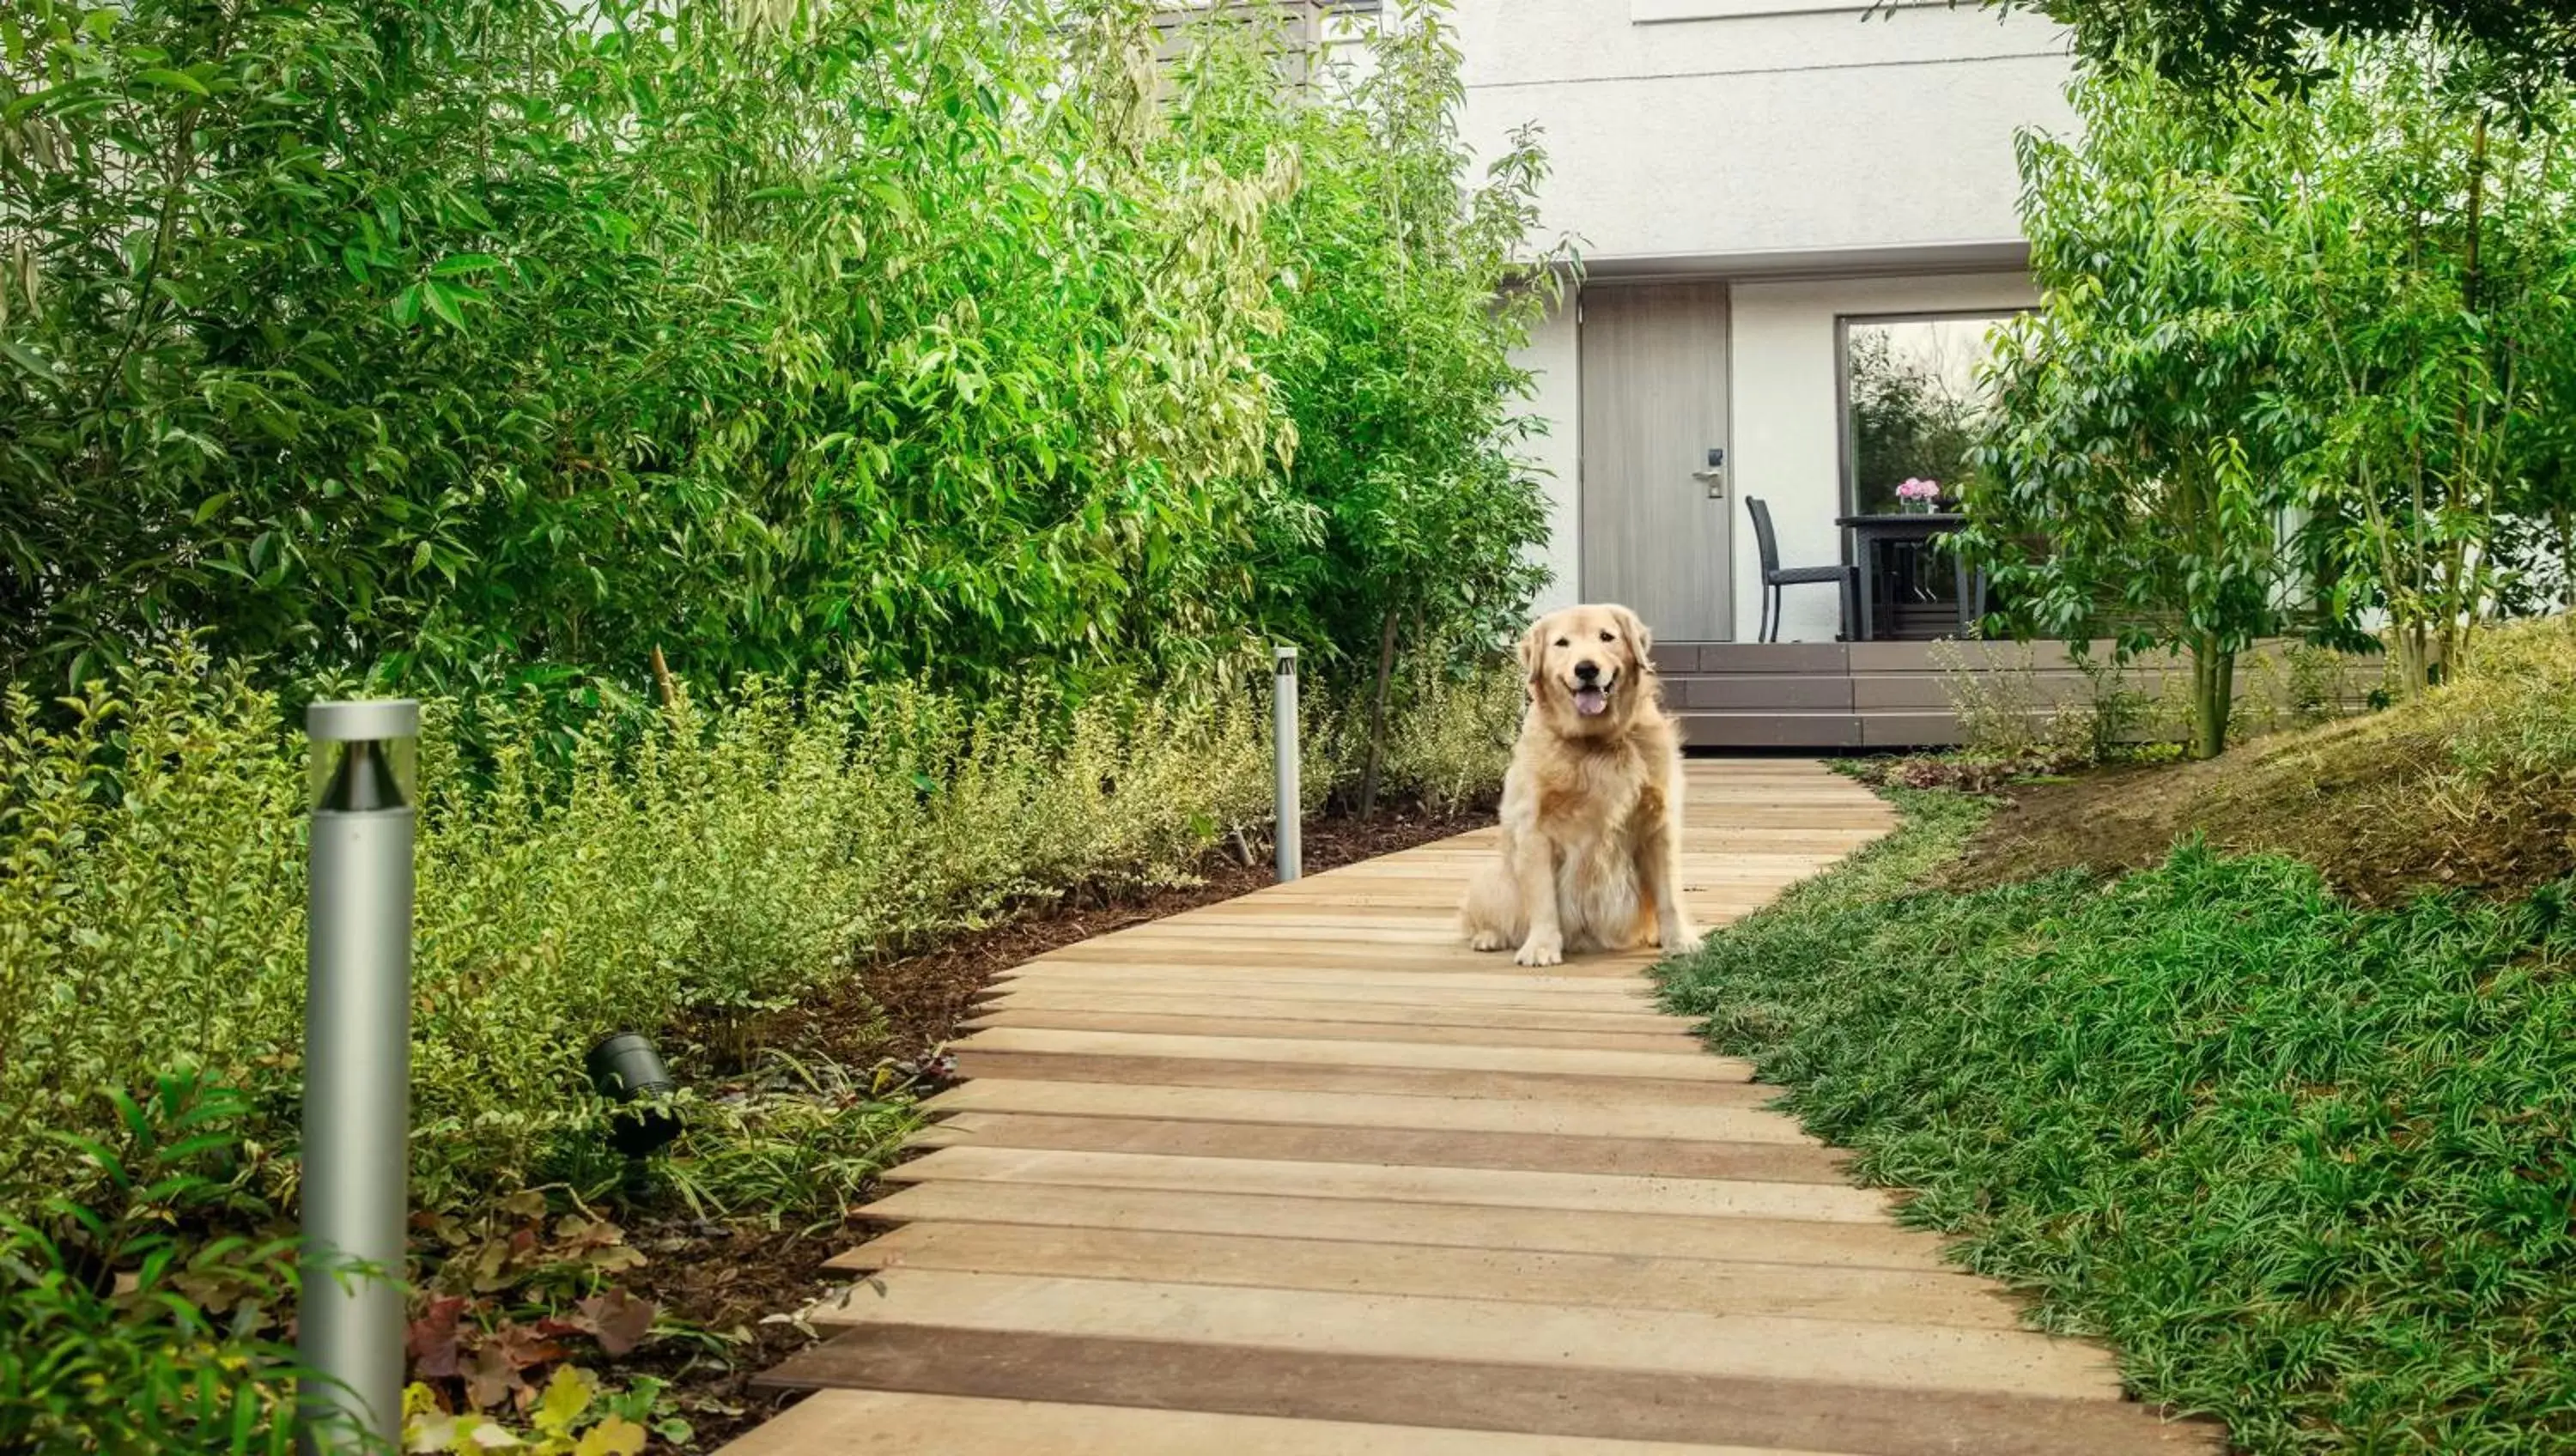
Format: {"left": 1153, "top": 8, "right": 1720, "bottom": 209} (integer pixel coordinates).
{"left": 717, "top": 1389, "right": 1864, "bottom": 1456}
{"left": 905, "top": 1113, "right": 1850, "bottom": 1182}
{"left": 829, "top": 1222, "right": 2017, "bottom": 1328}
{"left": 801, "top": 1268, "right": 2125, "bottom": 1400}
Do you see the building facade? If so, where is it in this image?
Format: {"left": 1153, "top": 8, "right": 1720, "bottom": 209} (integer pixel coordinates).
{"left": 1456, "top": 0, "right": 2071, "bottom": 646}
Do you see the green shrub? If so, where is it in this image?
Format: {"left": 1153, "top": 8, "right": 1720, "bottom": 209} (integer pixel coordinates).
{"left": 0, "top": 645, "right": 1512, "bottom": 1214}
{"left": 1664, "top": 793, "right": 2576, "bottom": 1454}
{"left": 0, "top": 1073, "right": 301, "bottom": 1455}
{"left": 0, "top": 649, "right": 1289, "bottom": 1210}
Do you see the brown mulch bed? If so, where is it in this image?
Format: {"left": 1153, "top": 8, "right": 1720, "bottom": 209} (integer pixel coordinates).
{"left": 639, "top": 798, "right": 1496, "bottom": 1446}
{"left": 1939, "top": 758, "right": 2233, "bottom": 893}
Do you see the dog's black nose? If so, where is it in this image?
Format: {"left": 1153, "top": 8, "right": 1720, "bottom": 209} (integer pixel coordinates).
{"left": 1573, "top": 660, "right": 1601, "bottom": 682}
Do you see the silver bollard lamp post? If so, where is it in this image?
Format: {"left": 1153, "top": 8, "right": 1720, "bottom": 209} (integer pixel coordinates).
{"left": 1273, "top": 646, "right": 1302, "bottom": 883}
{"left": 300, "top": 700, "right": 420, "bottom": 1455}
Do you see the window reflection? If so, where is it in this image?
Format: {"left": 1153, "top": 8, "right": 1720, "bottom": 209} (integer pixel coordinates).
{"left": 1842, "top": 314, "right": 2014, "bottom": 516}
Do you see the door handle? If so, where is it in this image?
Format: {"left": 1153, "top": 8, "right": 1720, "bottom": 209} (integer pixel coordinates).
{"left": 1695, "top": 448, "right": 1726, "bottom": 499}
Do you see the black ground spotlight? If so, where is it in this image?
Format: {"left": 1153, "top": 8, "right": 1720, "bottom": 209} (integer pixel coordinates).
{"left": 586, "top": 1032, "right": 684, "bottom": 1157}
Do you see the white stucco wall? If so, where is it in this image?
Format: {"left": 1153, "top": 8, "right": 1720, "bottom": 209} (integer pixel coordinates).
{"left": 1454, "top": 0, "right": 2075, "bottom": 264}
{"left": 1727, "top": 271, "right": 2038, "bottom": 642}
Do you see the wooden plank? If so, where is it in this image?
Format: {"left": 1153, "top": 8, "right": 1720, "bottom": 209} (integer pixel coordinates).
{"left": 760, "top": 1328, "right": 2220, "bottom": 1456}
{"left": 961, "top": 1007, "right": 1698, "bottom": 1046}
{"left": 977, "top": 979, "right": 1666, "bottom": 1015}
{"left": 854, "top": 1182, "right": 1953, "bottom": 1271}
{"left": 999, "top": 960, "right": 1661, "bottom": 988}
{"left": 1685, "top": 643, "right": 1850, "bottom": 675}
{"left": 1679, "top": 675, "right": 1855, "bottom": 713}
{"left": 907, "top": 1113, "right": 1850, "bottom": 1183}
{"left": 948, "top": 1051, "right": 1777, "bottom": 1105}
{"left": 962, "top": 1009, "right": 1703, "bottom": 1053}
{"left": 1677, "top": 713, "right": 1864, "bottom": 750}
{"left": 802, "top": 1269, "right": 2126, "bottom": 1400}
{"left": 951, "top": 1028, "right": 1751, "bottom": 1083}
{"left": 714, "top": 1388, "right": 1856, "bottom": 1456}
{"left": 834, "top": 1224, "right": 2019, "bottom": 1329}
{"left": 919, "top": 1080, "right": 1814, "bottom": 1144}
{"left": 969, "top": 992, "right": 1686, "bottom": 1032}
{"left": 881, "top": 1147, "right": 1895, "bottom": 1224}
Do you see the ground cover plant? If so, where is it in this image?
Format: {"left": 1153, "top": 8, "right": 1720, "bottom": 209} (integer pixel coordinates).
{"left": 1665, "top": 629, "right": 2576, "bottom": 1452}
{"left": 1666, "top": 799, "right": 2576, "bottom": 1453}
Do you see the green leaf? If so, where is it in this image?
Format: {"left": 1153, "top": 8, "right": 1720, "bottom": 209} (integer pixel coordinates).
{"left": 134, "top": 68, "right": 210, "bottom": 98}
{"left": 420, "top": 279, "right": 465, "bottom": 331}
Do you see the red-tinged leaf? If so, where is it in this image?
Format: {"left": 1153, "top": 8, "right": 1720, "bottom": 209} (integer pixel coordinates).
{"left": 572, "top": 1289, "right": 658, "bottom": 1356}
{"left": 408, "top": 1295, "right": 468, "bottom": 1378}
{"left": 464, "top": 1343, "right": 520, "bottom": 1411}
{"left": 489, "top": 1320, "right": 569, "bottom": 1371}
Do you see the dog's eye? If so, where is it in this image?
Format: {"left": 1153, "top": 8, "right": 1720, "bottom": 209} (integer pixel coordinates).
{"left": 1553, "top": 637, "right": 1569, "bottom": 647}
{"left": 1600, "top": 630, "right": 1616, "bottom": 642}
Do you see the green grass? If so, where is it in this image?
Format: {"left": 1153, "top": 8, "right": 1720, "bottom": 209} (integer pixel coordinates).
{"left": 1662, "top": 791, "right": 2576, "bottom": 1454}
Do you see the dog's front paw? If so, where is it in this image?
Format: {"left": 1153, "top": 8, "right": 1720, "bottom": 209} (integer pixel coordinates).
{"left": 1514, "top": 933, "right": 1564, "bottom": 968}
{"left": 1469, "top": 929, "right": 1512, "bottom": 952}
{"left": 1657, "top": 916, "right": 1701, "bottom": 952}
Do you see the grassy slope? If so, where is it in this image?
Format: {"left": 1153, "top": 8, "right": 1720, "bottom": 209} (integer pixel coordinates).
{"left": 1662, "top": 789, "right": 2576, "bottom": 1455}
{"left": 1949, "top": 616, "right": 2576, "bottom": 905}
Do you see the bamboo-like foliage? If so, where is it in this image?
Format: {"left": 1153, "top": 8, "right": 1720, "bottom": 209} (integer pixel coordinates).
{"left": 0, "top": 0, "right": 1552, "bottom": 712}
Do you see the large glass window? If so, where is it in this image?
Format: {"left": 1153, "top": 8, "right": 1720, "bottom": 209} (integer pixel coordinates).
{"left": 1839, "top": 313, "right": 2016, "bottom": 517}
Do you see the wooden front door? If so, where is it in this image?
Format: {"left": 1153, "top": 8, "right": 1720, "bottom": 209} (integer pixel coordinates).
{"left": 1578, "top": 282, "right": 1733, "bottom": 641}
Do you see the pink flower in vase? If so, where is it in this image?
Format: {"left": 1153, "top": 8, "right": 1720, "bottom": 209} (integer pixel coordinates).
{"left": 1895, "top": 478, "right": 1941, "bottom": 509}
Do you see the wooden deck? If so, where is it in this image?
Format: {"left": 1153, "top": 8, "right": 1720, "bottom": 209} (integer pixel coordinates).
{"left": 723, "top": 760, "right": 2216, "bottom": 1455}
{"left": 1665, "top": 639, "right": 2375, "bottom": 750}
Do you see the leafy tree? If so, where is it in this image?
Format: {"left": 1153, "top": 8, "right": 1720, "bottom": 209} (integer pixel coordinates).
{"left": 1965, "top": 66, "right": 2317, "bottom": 759}
{"left": 2237, "top": 39, "right": 2576, "bottom": 689}
{"left": 1, "top": 0, "right": 1552, "bottom": 729}
{"left": 1165, "top": 1, "right": 1560, "bottom": 812}
{"left": 1987, "top": 0, "right": 2576, "bottom": 93}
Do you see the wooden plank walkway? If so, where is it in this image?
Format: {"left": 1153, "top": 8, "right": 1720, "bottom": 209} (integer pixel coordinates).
{"left": 727, "top": 759, "right": 2215, "bottom": 1455}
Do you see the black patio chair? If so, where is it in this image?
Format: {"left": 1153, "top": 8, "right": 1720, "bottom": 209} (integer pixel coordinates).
{"left": 1747, "top": 496, "right": 1856, "bottom": 644}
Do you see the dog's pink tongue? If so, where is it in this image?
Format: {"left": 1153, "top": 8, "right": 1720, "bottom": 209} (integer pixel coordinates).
{"left": 1575, "top": 686, "right": 1609, "bottom": 717}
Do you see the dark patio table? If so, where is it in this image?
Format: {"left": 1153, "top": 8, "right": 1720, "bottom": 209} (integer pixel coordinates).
{"left": 1834, "top": 512, "right": 1986, "bottom": 642}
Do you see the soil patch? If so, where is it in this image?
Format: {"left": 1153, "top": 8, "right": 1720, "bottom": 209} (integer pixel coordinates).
{"left": 1942, "top": 713, "right": 2576, "bottom": 907}
{"left": 643, "top": 798, "right": 1494, "bottom": 1445}
{"left": 1942, "top": 759, "right": 2229, "bottom": 891}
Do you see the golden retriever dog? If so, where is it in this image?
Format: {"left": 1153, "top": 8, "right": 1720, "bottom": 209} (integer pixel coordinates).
{"left": 1459, "top": 604, "right": 1693, "bottom": 968}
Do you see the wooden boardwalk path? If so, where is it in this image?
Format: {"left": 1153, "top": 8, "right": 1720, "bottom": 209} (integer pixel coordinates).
{"left": 726, "top": 759, "right": 2214, "bottom": 1455}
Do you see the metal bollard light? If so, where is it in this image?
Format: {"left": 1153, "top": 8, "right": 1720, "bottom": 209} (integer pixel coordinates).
{"left": 300, "top": 700, "right": 420, "bottom": 1455}
{"left": 1273, "top": 646, "right": 1302, "bottom": 883}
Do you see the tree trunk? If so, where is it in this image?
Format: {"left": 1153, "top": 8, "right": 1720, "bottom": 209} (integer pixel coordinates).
{"left": 650, "top": 645, "right": 678, "bottom": 712}
{"left": 1356, "top": 604, "right": 1403, "bottom": 820}
{"left": 2188, "top": 639, "right": 2235, "bottom": 761}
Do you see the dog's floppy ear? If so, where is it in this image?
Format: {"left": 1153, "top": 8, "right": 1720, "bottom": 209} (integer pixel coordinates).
{"left": 1613, "top": 604, "right": 1655, "bottom": 674}
{"left": 1517, "top": 619, "right": 1549, "bottom": 688}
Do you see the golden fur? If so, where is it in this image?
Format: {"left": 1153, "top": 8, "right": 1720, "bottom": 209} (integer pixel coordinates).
{"left": 1459, "top": 604, "right": 1695, "bottom": 968}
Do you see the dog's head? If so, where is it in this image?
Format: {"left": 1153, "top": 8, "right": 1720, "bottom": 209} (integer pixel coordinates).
{"left": 1518, "top": 604, "right": 1656, "bottom": 737}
